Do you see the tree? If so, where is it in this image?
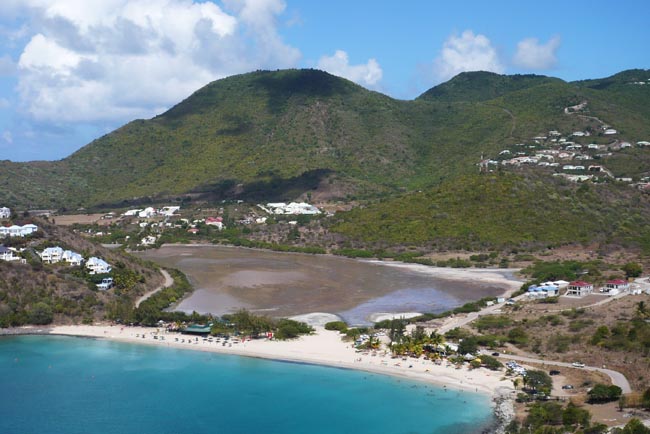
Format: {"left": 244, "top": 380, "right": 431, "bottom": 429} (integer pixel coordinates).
{"left": 562, "top": 402, "right": 591, "bottom": 428}
{"left": 622, "top": 262, "right": 642, "bottom": 278}
{"left": 617, "top": 418, "right": 650, "bottom": 434}
{"left": 29, "top": 302, "right": 53, "bottom": 325}
{"left": 587, "top": 384, "right": 622, "bottom": 403}
{"left": 512, "top": 378, "right": 521, "bottom": 390}
{"left": 636, "top": 301, "right": 648, "bottom": 319}
{"left": 388, "top": 318, "right": 406, "bottom": 346}
{"left": 458, "top": 336, "right": 478, "bottom": 355}
{"left": 524, "top": 370, "right": 553, "bottom": 394}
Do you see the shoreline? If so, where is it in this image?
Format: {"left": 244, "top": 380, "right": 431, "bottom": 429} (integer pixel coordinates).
{"left": 1, "top": 324, "right": 515, "bottom": 400}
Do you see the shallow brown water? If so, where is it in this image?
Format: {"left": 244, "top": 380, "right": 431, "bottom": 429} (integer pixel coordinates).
{"left": 137, "top": 245, "right": 509, "bottom": 324}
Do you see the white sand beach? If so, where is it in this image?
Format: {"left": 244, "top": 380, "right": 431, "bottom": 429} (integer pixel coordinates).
{"left": 4, "top": 323, "right": 514, "bottom": 399}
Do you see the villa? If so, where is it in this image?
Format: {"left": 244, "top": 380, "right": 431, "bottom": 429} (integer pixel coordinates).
{"left": 86, "top": 257, "right": 112, "bottom": 274}
{"left": 565, "top": 281, "right": 594, "bottom": 297}
{"left": 0, "top": 246, "right": 17, "bottom": 262}
{"left": 40, "top": 246, "right": 65, "bottom": 263}
{"left": 0, "top": 207, "right": 10, "bottom": 219}
{"left": 604, "top": 279, "right": 629, "bottom": 294}
{"left": 62, "top": 250, "right": 84, "bottom": 266}
{"left": 0, "top": 224, "right": 38, "bottom": 238}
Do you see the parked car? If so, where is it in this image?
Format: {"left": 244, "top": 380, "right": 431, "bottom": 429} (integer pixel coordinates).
{"left": 549, "top": 370, "right": 561, "bottom": 376}
{"left": 562, "top": 385, "right": 574, "bottom": 390}
{"left": 491, "top": 352, "right": 500, "bottom": 357}
{"left": 571, "top": 362, "right": 585, "bottom": 368}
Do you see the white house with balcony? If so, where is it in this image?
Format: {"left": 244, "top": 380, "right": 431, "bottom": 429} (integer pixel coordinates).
{"left": 62, "top": 250, "right": 84, "bottom": 266}
{"left": 0, "top": 207, "right": 10, "bottom": 219}
{"left": 40, "top": 246, "right": 64, "bottom": 263}
{"left": 0, "top": 224, "right": 38, "bottom": 238}
{"left": 0, "top": 246, "right": 17, "bottom": 261}
{"left": 86, "top": 257, "right": 112, "bottom": 274}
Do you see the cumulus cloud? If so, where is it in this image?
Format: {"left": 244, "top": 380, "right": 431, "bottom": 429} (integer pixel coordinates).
{"left": 513, "top": 36, "right": 560, "bottom": 70}
{"left": 433, "top": 30, "right": 504, "bottom": 81}
{"left": 317, "top": 50, "right": 382, "bottom": 88}
{"left": 10, "top": 0, "right": 301, "bottom": 123}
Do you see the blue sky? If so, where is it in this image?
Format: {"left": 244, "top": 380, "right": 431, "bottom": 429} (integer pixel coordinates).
{"left": 0, "top": 0, "right": 648, "bottom": 162}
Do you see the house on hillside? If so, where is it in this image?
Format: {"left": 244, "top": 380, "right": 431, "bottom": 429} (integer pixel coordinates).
{"left": 159, "top": 206, "right": 180, "bottom": 216}
{"left": 96, "top": 277, "right": 114, "bottom": 290}
{"left": 40, "top": 246, "right": 64, "bottom": 264}
{"left": 0, "top": 246, "right": 17, "bottom": 261}
{"left": 0, "top": 207, "right": 10, "bottom": 219}
{"left": 527, "top": 284, "right": 559, "bottom": 298}
{"left": 138, "top": 207, "right": 156, "bottom": 218}
{"left": 604, "top": 279, "right": 629, "bottom": 294}
{"left": 205, "top": 217, "right": 225, "bottom": 230}
{"left": 0, "top": 224, "right": 38, "bottom": 238}
{"left": 62, "top": 250, "right": 84, "bottom": 266}
{"left": 565, "top": 281, "right": 594, "bottom": 297}
{"left": 86, "top": 257, "right": 111, "bottom": 274}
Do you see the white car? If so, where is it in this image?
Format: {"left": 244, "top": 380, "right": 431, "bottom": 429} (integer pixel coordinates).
{"left": 571, "top": 362, "right": 585, "bottom": 368}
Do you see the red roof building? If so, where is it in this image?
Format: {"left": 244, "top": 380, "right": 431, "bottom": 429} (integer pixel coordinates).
{"left": 566, "top": 281, "right": 594, "bottom": 297}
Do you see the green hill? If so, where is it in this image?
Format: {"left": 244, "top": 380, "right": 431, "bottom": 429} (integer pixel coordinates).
{"left": 417, "top": 71, "right": 561, "bottom": 102}
{"left": 1, "top": 68, "right": 649, "bottom": 209}
{"left": 331, "top": 172, "right": 650, "bottom": 251}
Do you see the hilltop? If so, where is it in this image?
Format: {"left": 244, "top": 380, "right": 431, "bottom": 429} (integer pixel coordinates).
{"left": 1, "top": 68, "right": 648, "bottom": 210}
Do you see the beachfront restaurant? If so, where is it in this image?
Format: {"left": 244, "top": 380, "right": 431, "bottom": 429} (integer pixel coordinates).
{"left": 180, "top": 324, "right": 212, "bottom": 335}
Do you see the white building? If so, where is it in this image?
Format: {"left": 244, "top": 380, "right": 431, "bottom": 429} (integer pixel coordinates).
{"left": 138, "top": 207, "right": 156, "bottom": 218}
{"left": 0, "top": 246, "right": 17, "bottom": 261}
{"left": 565, "top": 281, "right": 594, "bottom": 297}
{"left": 40, "top": 246, "right": 65, "bottom": 263}
{"left": 62, "top": 250, "right": 84, "bottom": 266}
{"left": 0, "top": 224, "right": 38, "bottom": 238}
{"left": 96, "top": 277, "right": 114, "bottom": 290}
{"left": 140, "top": 235, "right": 158, "bottom": 246}
{"left": 0, "top": 207, "right": 10, "bottom": 219}
{"left": 86, "top": 257, "right": 112, "bottom": 274}
{"left": 159, "top": 206, "right": 180, "bottom": 216}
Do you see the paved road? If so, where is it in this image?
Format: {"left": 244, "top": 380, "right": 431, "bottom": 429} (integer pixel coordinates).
{"left": 135, "top": 269, "right": 173, "bottom": 308}
{"left": 484, "top": 351, "right": 632, "bottom": 394}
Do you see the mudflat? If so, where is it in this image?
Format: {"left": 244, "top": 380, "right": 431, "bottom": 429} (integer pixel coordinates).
{"left": 137, "top": 245, "right": 520, "bottom": 323}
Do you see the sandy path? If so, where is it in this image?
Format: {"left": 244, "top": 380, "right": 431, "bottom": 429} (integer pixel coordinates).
{"left": 135, "top": 269, "right": 173, "bottom": 308}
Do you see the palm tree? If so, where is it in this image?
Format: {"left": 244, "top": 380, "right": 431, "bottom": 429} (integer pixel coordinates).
{"left": 512, "top": 378, "right": 521, "bottom": 390}
{"left": 637, "top": 301, "right": 648, "bottom": 318}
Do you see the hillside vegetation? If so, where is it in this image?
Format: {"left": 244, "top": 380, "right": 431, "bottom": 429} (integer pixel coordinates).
{"left": 0, "top": 219, "right": 162, "bottom": 326}
{"left": 0, "top": 68, "right": 648, "bottom": 209}
{"left": 331, "top": 172, "right": 650, "bottom": 251}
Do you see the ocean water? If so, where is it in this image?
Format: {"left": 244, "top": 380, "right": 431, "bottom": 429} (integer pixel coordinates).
{"left": 0, "top": 336, "right": 495, "bottom": 434}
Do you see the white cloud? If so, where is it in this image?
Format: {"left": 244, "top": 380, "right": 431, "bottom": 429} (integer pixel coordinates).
{"left": 10, "top": 0, "right": 301, "bottom": 123}
{"left": 433, "top": 30, "right": 504, "bottom": 82}
{"left": 317, "top": 50, "right": 382, "bottom": 88}
{"left": 513, "top": 36, "right": 560, "bottom": 70}
{"left": 2, "top": 130, "right": 13, "bottom": 144}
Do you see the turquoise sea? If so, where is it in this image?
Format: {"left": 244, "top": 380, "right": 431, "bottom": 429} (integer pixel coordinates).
{"left": 0, "top": 336, "right": 494, "bottom": 434}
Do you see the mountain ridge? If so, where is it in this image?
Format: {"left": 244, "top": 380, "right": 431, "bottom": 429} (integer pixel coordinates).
{"left": 1, "top": 67, "right": 649, "bottom": 209}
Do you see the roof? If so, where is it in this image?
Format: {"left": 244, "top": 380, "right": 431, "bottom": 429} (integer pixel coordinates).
{"left": 607, "top": 279, "right": 628, "bottom": 285}
{"left": 181, "top": 324, "right": 212, "bottom": 334}
{"left": 569, "top": 281, "right": 592, "bottom": 287}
